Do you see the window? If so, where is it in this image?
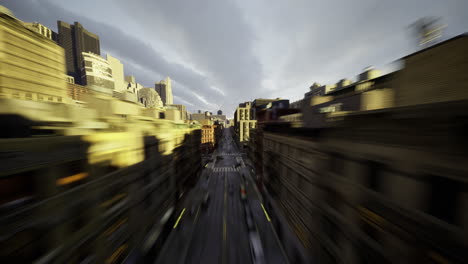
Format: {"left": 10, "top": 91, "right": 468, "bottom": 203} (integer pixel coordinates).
{"left": 363, "top": 161, "right": 383, "bottom": 192}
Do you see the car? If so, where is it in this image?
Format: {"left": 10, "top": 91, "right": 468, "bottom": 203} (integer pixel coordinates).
{"left": 240, "top": 184, "right": 247, "bottom": 200}
{"left": 249, "top": 232, "right": 265, "bottom": 264}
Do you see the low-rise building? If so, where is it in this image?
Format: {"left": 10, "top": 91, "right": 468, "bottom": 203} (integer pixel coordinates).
{"left": 168, "top": 104, "right": 187, "bottom": 121}
{"left": 138, "top": 87, "right": 163, "bottom": 108}
{"left": 234, "top": 101, "right": 256, "bottom": 143}
{"left": 201, "top": 125, "right": 215, "bottom": 153}
{"left": 164, "top": 107, "right": 182, "bottom": 122}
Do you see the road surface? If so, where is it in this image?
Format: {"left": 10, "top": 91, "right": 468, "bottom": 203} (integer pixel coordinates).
{"left": 155, "top": 128, "right": 288, "bottom": 264}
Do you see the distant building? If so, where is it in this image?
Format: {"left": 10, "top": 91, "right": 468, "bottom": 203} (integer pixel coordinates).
{"left": 23, "top": 22, "right": 56, "bottom": 40}
{"left": 119, "top": 75, "right": 141, "bottom": 102}
{"left": 138, "top": 87, "right": 163, "bottom": 108}
{"left": 168, "top": 104, "right": 187, "bottom": 121}
{"left": 234, "top": 101, "right": 257, "bottom": 143}
{"left": 211, "top": 113, "right": 227, "bottom": 127}
{"left": 290, "top": 99, "right": 304, "bottom": 109}
{"left": 57, "top": 21, "right": 100, "bottom": 85}
{"left": 191, "top": 113, "right": 207, "bottom": 121}
{"left": 200, "top": 119, "right": 214, "bottom": 126}
{"left": 155, "top": 77, "right": 173, "bottom": 105}
{"left": 250, "top": 98, "right": 287, "bottom": 120}
{"left": 164, "top": 107, "right": 182, "bottom": 122}
{"left": 211, "top": 114, "right": 226, "bottom": 121}
{"left": 67, "top": 82, "right": 89, "bottom": 102}
{"left": 201, "top": 125, "right": 215, "bottom": 153}
{"left": 81, "top": 52, "right": 114, "bottom": 95}
{"left": 336, "top": 79, "right": 353, "bottom": 91}
{"left": 217, "top": 110, "right": 223, "bottom": 115}
{"left": 107, "top": 54, "right": 125, "bottom": 92}
{"left": 66, "top": 75, "right": 75, "bottom": 84}
{"left": 0, "top": 9, "right": 67, "bottom": 103}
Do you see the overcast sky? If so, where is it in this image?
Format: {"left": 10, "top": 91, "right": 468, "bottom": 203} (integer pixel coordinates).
{"left": 3, "top": 0, "right": 468, "bottom": 117}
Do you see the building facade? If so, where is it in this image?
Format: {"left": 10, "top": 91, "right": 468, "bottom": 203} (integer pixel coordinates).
{"left": 164, "top": 108, "right": 182, "bottom": 122}
{"left": 23, "top": 22, "right": 56, "bottom": 40}
{"left": 66, "top": 76, "right": 89, "bottom": 101}
{"left": 0, "top": 14, "right": 67, "bottom": 103}
{"left": 107, "top": 54, "right": 125, "bottom": 92}
{"left": 57, "top": 21, "right": 100, "bottom": 85}
{"left": 234, "top": 101, "right": 257, "bottom": 143}
{"left": 201, "top": 125, "right": 215, "bottom": 153}
{"left": 81, "top": 52, "right": 114, "bottom": 95}
{"left": 168, "top": 104, "right": 187, "bottom": 121}
{"left": 246, "top": 33, "right": 468, "bottom": 264}
{"left": 155, "top": 77, "right": 173, "bottom": 105}
{"left": 119, "top": 75, "right": 141, "bottom": 103}
{"left": 138, "top": 87, "right": 163, "bottom": 108}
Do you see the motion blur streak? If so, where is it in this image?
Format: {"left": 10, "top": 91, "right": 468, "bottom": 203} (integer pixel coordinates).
{"left": 2, "top": 2, "right": 468, "bottom": 264}
{"left": 56, "top": 172, "right": 88, "bottom": 186}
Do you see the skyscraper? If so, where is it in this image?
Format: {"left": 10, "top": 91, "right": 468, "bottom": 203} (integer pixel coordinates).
{"left": 155, "top": 77, "right": 173, "bottom": 105}
{"left": 57, "top": 21, "right": 100, "bottom": 85}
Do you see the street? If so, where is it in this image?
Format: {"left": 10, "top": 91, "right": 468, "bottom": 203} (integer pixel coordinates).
{"left": 155, "top": 128, "right": 288, "bottom": 264}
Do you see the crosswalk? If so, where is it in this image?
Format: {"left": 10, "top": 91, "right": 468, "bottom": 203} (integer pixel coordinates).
{"left": 212, "top": 167, "right": 240, "bottom": 172}
{"left": 218, "top": 153, "right": 241, "bottom": 156}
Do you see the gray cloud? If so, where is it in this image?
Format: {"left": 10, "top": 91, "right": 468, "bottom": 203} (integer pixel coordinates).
{"left": 241, "top": 0, "right": 468, "bottom": 101}
{"left": 114, "top": 0, "right": 264, "bottom": 114}
{"left": 3, "top": 0, "right": 468, "bottom": 116}
{"left": 3, "top": 0, "right": 227, "bottom": 112}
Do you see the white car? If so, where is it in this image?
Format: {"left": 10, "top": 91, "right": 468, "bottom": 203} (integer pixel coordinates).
{"left": 249, "top": 232, "right": 265, "bottom": 264}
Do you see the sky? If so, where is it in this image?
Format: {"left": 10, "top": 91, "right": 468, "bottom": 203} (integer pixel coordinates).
{"left": 3, "top": 0, "right": 468, "bottom": 117}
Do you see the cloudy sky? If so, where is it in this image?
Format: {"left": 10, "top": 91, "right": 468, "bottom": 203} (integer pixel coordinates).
{"left": 3, "top": 0, "right": 468, "bottom": 117}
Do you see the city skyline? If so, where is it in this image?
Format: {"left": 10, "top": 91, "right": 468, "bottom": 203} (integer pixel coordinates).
{"left": 4, "top": 0, "right": 468, "bottom": 117}
{"left": 2, "top": 3, "right": 468, "bottom": 263}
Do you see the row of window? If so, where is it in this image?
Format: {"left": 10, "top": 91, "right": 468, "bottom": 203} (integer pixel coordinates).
{"left": 7, "top": 91, "right": 62, "bottom": 103}
{"left": 271, "top": 142, "right": 466, "bottom": 227}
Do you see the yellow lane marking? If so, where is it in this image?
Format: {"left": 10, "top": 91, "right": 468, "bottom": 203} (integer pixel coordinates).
{"left": 106, "top": 244, "right": 128, "bottom": 264}
{"left": 103, "top": 218, "right": 128, "bottom": 237}
{"left": 56, "top": 172, "right": 88, "bottom": 186}
{"left": 261, "top": 203, "right": 271, "bottom": 222}
{"left": 100, "top": 193, "right": 127, "bottom": 207}
{"left": 173, "top": 208, "right": 186, "bottom": 229}
{"left": 223, "top": 221, "right": 227, "bottom": 241}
